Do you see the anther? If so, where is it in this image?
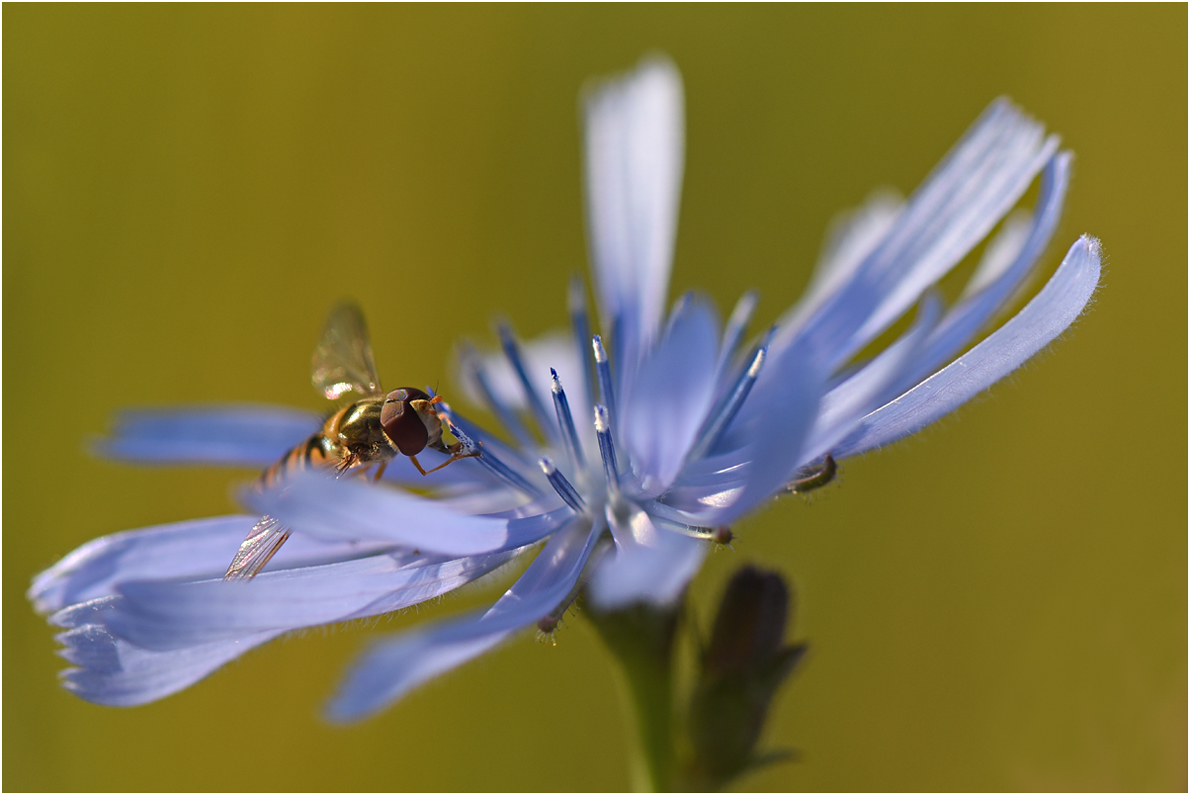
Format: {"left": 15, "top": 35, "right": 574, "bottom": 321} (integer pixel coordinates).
{"left": 592, "top": 335, "right": 618, "bottom": 434}
{"left": 539, "top": 457, "right": 586, "bottom": 513}
{"left": 690, "top": 344, "right": 768, "bottom": 460}
{"left": 594, "top": 404, "right": 620, "bottom": 491}
{"left": 551, "top": 369, "right": 586, "bottom": 472}
{"left": 498, "top": 324, "right": 556, "bottom": 441}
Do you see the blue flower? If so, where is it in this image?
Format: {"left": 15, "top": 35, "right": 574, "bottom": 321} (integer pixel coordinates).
{"left": 29, "top": 56, "right": 1101, "bottom": 721}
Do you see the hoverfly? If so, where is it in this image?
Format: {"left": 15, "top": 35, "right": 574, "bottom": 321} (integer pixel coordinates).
{"left": 223, "top": 303, "right": 478, "bottom": 581}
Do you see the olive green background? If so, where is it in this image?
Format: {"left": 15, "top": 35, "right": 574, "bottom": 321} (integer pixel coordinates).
{"left": 5, "top": 5, "right": 1185, "bottom": 792}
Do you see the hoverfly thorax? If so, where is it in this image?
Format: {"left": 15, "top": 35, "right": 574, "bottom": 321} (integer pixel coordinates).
{"left": 381, "top": 387, "right": 444, "bottom": 456}
{"left": 332, "top": 399, "right": 390, "bottom": 460}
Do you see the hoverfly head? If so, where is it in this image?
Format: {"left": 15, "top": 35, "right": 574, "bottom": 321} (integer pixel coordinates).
{"left": 380, "top": 387, "right": 433, "bottom": 456}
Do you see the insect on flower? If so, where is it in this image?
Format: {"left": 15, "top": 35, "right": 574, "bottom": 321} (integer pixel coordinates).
{"left": 29, "top": 55, "right": 1101, "bottom": 720}
{"left": 224, "top": 303, "right": 478, "bottom": 580}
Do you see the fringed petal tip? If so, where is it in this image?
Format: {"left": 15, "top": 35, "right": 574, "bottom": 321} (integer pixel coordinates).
{"left": 53, "top": 621, "right": 283, "bottom": 707}
{"left": 28, "top": 516, "right": 263, "bottom": 615}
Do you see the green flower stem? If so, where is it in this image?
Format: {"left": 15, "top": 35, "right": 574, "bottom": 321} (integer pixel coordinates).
{"left": 586, "top": 601, "right": 680, "bottom": 792}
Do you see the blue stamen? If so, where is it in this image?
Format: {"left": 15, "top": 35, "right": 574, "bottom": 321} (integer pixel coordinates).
{"left": 550, "top": 368, "right": 586, "bottom": 472}
{"left": 690, "top": 344, "right": 768, "bottom": 460}
{"left": 592, "top": 335, "right": 618, "bottom": 434}
{"left": 498, "top": 323, "right": 556, "bottom": 441}
{"left": 594, "top": 404, "right": 620, "bottom": 491}
{"left": 460, "top": 343, "right": 536, "bottom": 449}
{"left": 539, "top": 457, "right": 586, "bottom": 513}
{"left": 437, "top": 404, "right": 542, "bottom": 497}
{"left": 569, "top": 276, "right": 596, "bottom": 409}
{"left": 705, "top": 323, "right": 775, "bottom": 419}
{"left": 475, "top": 448, "right": 542, "bottom": 498}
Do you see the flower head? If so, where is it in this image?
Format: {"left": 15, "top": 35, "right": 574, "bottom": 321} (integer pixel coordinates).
{"left": 30, "top": 56, "right": 1101, "bottom": 721}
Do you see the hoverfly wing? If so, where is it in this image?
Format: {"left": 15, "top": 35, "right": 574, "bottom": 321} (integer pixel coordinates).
{"left": 311, "top": 302, "right": 383, "bottom": 401}
{"left": 223, "top": 515, "right": 292, "bottom": 581}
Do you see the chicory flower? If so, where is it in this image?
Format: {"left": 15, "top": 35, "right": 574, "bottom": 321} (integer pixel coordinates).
{"left": 30, "top": 56, "right": 1101, "bottom": 721}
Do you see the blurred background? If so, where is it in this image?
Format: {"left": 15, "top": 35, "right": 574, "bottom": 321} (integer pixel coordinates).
{"left": 5, "top": 6, "right": 1185, "bottom": 791}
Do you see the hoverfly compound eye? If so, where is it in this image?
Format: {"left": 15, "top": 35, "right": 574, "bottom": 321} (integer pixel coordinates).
{"left": 381, "top": 388, "right": 430, "bottom": 456}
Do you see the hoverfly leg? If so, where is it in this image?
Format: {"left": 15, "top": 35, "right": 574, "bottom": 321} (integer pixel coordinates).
{"left": 408, "top": 454, "right": 430, "bottom": 476}
{"left": 373, "top": 461, "right": 388, "bottom": 482}
{"left": 420, "top": 442, "right": 482, "bottom": 475}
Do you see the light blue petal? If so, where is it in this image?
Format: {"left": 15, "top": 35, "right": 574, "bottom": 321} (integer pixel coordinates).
{"left": 57, "top": 623, "right": 122, "bottom": 672}
{"left": 50, "top": 594, "right": 119, "bottom": 629}
{"left": 334, "top": 627, "right": 508, "bottom": 722}
{"left": 801, "top": 154, "right": 1070, "bottom": 465}
{"left": 835, "top": 236, "right": 1102, "bottom": 457}
{"left": 504, "top": 507, "right": 578, "bottom": 547}
{"left": 104, "top": 550, "right": 515, "bottom": 651}
{"left": 902, "top": 152, "right": 1071, "bottom": 387}
{"left": 779, "top": 189, "right": 903, "bottom": 336}
{"left": 246, "top": 470, "right": 515, "bottom": 555}
{"left": 621, "top": 295, "right": 720, "bottom": 494}
{"left": 583, "top": 56, "right": 684, "bottom": 385}
{"left": 326, "top": 520, "right": 601, "bottom": 721}
{"left": 801, "top": 295, "right": 940, "bottom": 462}
{"left": 777, "top": 99, "right": 1057, "bottom": 371}
{"left": 587, "top": 506, "right": 706, "bottom": 610}
{"left": 56, "top": 622, "right": 282, "bottom": 707}
{"left": 28, "top": 515, "right": 396, "bottom": 615}
{"left": 960, "top": 212, "right": 1034, "bottom": 300}
{"left": 97, "top": 405, "right": 322, "bottom": 466}
{"left": 850, "top": 106, "right": 1056, "bottom": 355}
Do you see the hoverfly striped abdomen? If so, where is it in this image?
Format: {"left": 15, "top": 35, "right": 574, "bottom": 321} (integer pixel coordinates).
{"left": 257, "top": 430, "right": 333, "bottom": 490}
